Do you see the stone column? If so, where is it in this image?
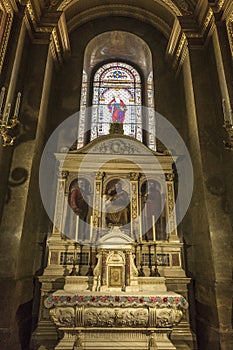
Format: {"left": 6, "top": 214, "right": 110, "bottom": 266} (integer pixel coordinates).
{"left": 182, "top": 37, "right": 233, "bottom": 348}
{"left": 211, "top": 23, "right": 232, "bottom": 118}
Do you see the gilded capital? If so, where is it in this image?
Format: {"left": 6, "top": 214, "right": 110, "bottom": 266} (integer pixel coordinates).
{"left": 165, "top": 173, "right": 174, "bottom": 181}
{"left": 58, "top": 170, "right": 69, "bottom": 179}
{"left": 96, "top": 171, "right": 105, "bottom": 180}
{"left": 129, "top": 172, "right": 139, "bottom": 181}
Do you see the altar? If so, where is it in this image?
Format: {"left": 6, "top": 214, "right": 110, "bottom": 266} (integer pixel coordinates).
{"left": 44, "top": 230, "right": 188, "bottom": 350}
{"left": 32, "top": 134, "right": 195, "bottom": 350}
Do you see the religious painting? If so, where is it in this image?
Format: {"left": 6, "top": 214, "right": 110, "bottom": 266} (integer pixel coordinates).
{"left": 104, "top": 179, "right": 130, "bottom": 228}
{"left": 64, "top": 178, "right": 92, "bottom": 240}
{"left": 141, "top": 179, "right": 165, "bottom": 240}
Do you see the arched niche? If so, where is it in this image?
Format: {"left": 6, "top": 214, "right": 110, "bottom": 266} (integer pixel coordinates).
{"left": 77, "top": 31, "right": 156, "bottom": 149}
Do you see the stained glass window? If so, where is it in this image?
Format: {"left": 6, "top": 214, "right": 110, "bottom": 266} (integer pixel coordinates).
{"left": 91, "top": 62, "right": 142, "bottom": 141}
{"left": 77, "top": 62, "right": 156, "bottom": 150}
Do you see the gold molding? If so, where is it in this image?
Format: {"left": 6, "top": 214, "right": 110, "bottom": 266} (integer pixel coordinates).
{"left": 157, "top": 0, "right": 182, "bottom": 16}
{"left": 0, "top": 1, "right": 14, "bottom": 73}
{"left": 217, "top": 0, "right": 225, "bottom": 11}
{"left": 68, "top": 4, "right": 171, "bottom": 39}
{"left": 226, "top": 12, "right": 233, "bottom": 56}
{"left": 58, "top": 0, "right": 74, "bottom": 11}
{"left": 202, "top": 8, "right": 214, "bottom": 34}
{"left": 57, "top": 0, "right": 182, "bottom": 16}
{"left": 166, "top": 19, "right": 188, "bottom": 71}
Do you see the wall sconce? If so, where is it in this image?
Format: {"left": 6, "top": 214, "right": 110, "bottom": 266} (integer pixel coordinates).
{"left": 222, "top": 98, "right": 233, "bottom": 150}
{"left": 0, "top": 87, "right": 21, "bottom": 146}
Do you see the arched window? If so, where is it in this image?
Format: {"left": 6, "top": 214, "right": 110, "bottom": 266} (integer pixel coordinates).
{"left": 77, "top": 31, "right": 156, "bottom": 150}
{"left": 91, "top": 62, "right": 142, "bottom": 141}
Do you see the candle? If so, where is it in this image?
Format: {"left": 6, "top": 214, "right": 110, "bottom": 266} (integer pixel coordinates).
{"left": 229, "top": 109, "right": 233, "bottom": 126}
{"left": 152, "top": 215, "right": 156, "bottom": 242}
{"left": 0, "top": 87, "right": 5, "bottom": 115}
{"left": 75, "top": 215, "right": 79, "bottom": 242}
{"left": 90, "top": 215, "right": 93, "bottom": 242}
{"left": 3, "top": 103, "right": 11, "bottom": 125}
{"left": 222, "top": 98, "right": 226, "bottom": 120}
{"left": 139, "top": 215, "right": 142, "bottom": 242}
{"left": 14, "top": 92, "right": 21, "bottom": 118}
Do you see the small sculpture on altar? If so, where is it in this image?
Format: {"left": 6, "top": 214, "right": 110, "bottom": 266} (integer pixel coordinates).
{"left": 104, "top": 180, "right": 130, "bottom": 227}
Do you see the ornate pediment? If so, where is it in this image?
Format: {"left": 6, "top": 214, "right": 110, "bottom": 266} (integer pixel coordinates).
{"left": 72, "top": 134, "right": 154, "bottom": 155}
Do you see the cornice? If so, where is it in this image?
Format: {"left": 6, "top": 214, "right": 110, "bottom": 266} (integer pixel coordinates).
{"left": 166, "top": 18, "right": 188, "bottom": 72}
{"left": 22, "top": 0, "right": 70, "bottom": 65}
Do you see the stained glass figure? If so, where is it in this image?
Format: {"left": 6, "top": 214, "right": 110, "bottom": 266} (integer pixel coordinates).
{"left": 108, "top": 95, "right": 127, "bottom": 123}
{"left": 91, "top": 62, "right": 142, "bottom": 141}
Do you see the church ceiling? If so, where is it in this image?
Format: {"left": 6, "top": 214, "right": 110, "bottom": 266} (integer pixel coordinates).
{"left": 0, "top": 0, "right": 232, "bottom": 70}
{"left": 13, "top": 0, "right": 231, "bottom": 36}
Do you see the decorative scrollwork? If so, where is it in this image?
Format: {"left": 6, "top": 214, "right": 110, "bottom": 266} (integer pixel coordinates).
{"left": 156, "top": 308, "right": 183, "bottom": 327}
{"left": 50, "top": 307, "right": 75, "bottom": 327}
{"left": 84, "top": 308, "right": 148, "bottom": 327}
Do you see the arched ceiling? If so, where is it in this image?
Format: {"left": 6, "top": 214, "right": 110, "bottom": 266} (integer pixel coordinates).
{"left": 49, "top": 0, "right": 184, "bottom": 37}
{"left": 83, "top": 31, "right": 153, "bottom": 76}
{"left": 40, "top": 0, "right": 233, "bottom": 47}
{"left": 15, "top": 0, "right": 232, "bottom": 70}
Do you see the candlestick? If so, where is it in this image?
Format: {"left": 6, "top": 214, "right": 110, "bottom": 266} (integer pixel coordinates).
{"left": 75, "top": 215, "right": 79, "bottom": 242}
{"left": 90, "top": 215, "right": 93, "bottom": 242}
{"left": 69, "top": 242, "right": 79, "bottom": 276}
{"left": 0, "top": 87, "right": 5, "bottom": 115}
{"left": 138, "top": 242, "right": 145, "bottom": 277}
{"left": 86, "top": 244, "right": 93, "bottom": 276}
{"left": 139, "top": 215, "right": 142, "bottom": 242}
{"left": 152, "top": 215, "right": 156, "bottom": 242}
{"left": 152, "top": 242, "right": 160, "bottom": 277}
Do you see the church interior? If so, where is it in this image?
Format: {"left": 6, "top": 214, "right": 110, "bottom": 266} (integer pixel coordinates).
{"left": 0, "top": 1, "right": 232, "bottom": 350}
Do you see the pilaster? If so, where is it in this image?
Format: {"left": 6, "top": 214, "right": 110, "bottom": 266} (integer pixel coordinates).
{"left": 129, "top": 172, "right": 139, "bottom": 239}
{"left": 51, "top": 170, "right": 69, "bottom": 239}
{"left": 165, "top": 173, "right": 179, "bottom": 242}
{"left": 93, "top": 171, "right": 104, "bottom": 229}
